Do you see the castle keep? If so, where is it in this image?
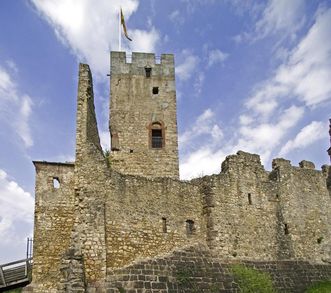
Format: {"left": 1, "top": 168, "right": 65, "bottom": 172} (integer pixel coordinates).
{"left": 27, "top": 52, "right": 331, "bottom": 293}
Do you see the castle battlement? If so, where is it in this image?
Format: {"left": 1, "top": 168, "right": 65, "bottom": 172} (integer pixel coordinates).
{"left": 111, "top": 51, "right": 175, "bottom": 76}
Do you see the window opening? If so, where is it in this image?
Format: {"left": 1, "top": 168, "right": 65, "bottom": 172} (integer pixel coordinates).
{"left": 284, "top": 223, "right": 289, "bottom": 235}
{"left": 162, "top": 217, "right": 167, "bottom": 233}
{"left": 145, "top": 67, "right": 151, "bottom": 78}
{"left": 130, "top": 149, "right": 133, "bottom": 153}
{"left": 248, "top": 193, "right": 252, "bottom": 205}
{"left": 153, "top": 87, "right": 159, "bottom": 94}
{"left": 186, "top": 220, "right": 195, "bottom": 236}
{"left": 53, "top": 177, "right": 60, "bottom": 189}
{"left": 152, "top": 129, "right": 162, "bottom": 148}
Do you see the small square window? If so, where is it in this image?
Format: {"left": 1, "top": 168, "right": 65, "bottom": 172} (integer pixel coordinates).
{"left": 153, "top": 87, "right": 159, "bottom": 95}
{"left": 145, "top": 67, "right": 151, "bottom": 78}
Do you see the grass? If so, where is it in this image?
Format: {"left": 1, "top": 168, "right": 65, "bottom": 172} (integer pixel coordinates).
{"left": 231, "top": 264, "right": 277, "bottom": 293}
{"left": 305, "top": 280, "right": 331, "bottom": 293}
{"left": 4, "top": 288, "right": 22, "bottom": 293}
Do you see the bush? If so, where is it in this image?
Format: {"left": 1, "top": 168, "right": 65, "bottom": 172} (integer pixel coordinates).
{"left": 231, "top": 264, "right": 277, "bottom": 293}
{"left": 305, "top": 280, "right": 331, "bottom": 293}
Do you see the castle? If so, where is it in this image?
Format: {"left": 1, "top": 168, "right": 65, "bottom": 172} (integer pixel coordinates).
{"left": 26, "top": 52, "right": 331, "bottom": 293}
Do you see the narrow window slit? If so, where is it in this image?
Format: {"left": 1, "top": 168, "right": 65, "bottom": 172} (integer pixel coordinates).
{"left": 248, "top": 193, "right": 252, "bottom": 205}
{"left": 284, "top": 223, "right": 289, "bottom": 235}
{"left": 162, "top": 217, "right": 167, "bottom": 233}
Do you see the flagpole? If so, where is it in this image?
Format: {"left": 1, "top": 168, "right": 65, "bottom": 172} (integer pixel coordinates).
{"left": 118, "top": 8, "right": 121, "bottom": 51}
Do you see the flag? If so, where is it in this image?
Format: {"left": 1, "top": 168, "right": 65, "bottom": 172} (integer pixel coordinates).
{"left": 120, "top": 8, "right": 132, "bottom": 41}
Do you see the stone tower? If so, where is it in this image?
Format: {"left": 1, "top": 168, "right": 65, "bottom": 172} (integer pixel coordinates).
{"left": 109, "top": 51, "right": 179, "bottom": 178}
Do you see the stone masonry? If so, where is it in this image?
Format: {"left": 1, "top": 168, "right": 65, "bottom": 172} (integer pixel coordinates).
{"left": 25, "top": 52, "right": 331, "bottom": 293}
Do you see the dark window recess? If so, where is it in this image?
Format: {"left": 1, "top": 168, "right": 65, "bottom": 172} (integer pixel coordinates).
{"left": 145, "top": 67, "right": 151, "bottom": 78}
{"left": 276, "top": 194, "right": 279, "bottom": 199}
{"left": 186, "top": 220, "right": 195, "bottom": 236}
{"left": 284, "top": 223, "right": 289, "bottom": 235}
{"left": 53, "top": 177, "right": 60, "bottom": 189}
{"left": 162, "top": 217, "right": 167, "bottom": 233}
{"left": 152, "top": 129, "right": 163, "bottom": 148}
{"left": 248, "top": 193, "right": 252, "bottom": 205}
{"left": 153, "top": 87, "right": 159, "bottom": 94}
{"left": 130, "top": 149, "right": 133, "bottom": 153}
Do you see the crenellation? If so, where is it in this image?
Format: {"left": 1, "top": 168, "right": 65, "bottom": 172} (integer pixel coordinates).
{"left": 27, "top": 51, "right": 331, "bottom": 292}
{"left": 299, "top": 160, "right": 315, "bottom": 169}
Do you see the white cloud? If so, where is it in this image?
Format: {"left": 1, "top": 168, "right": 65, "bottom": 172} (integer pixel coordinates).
{"left": 30, "top": 0, "right": 160, "bottom": 77}
{"left": 274, "top": 8, "right": 331, "bottom": 107}
{"left": 207, "top": 49, "right": 228, "bottom": 67}
{"left": 169, "top": 10, "right": 185, "bottom": 26}
{"left": 279, "top": 121, "right": 327, "bottom": 156}
{"left": 16, "top": 95, "right": 34, "bottom": 148}
{"left": 179, "top": 108, "right": 223, "bottom": 149}
{"left": 235, "top": 0, "right": 305, "bottom": 43}
{"left": 179, "top": 7, "right": 331, "bottom": 180}
{"left": 100, "top": 130, "right": 110, "bottom": 151}
{"left": 0, "top": 169, "right": 34, "bottom": 261}
{"left": 175, "top": 51, "right": 199, "bottom": 81}
{"left": 194, "top": 72, "right": 205, "bottom": 96}
{"left": 128, "top": 27, "right": 160, "bottom": 53}
{"left": 0, "top": 65, "right": 34, "bottom": 148}
{"left": 255, "top": 0, "right": 305, "bottom": 40}
{"left": 180, "top": 148, "right": 226, "bottom": 179}
{"left": 245, "top": 7, "right": 331, "bottom": 117}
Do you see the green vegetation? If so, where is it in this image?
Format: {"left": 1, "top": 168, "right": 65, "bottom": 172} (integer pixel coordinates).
{"left": 231, "top": 264, "right": 277, "bottom": 293}
{"left": 4, "top": 288, "right": 22, "bottom": 293}
{"left": 104, "top": 149, "right": 111, "bottom": 168}
{"left": 176, "top": 267, "right": 196, "bottom": 291}
{"left": 317, "top": 236, "right": 323, "bottom": 244}
{"left": 305, "top": 280, "right": 331, "bottom": 293}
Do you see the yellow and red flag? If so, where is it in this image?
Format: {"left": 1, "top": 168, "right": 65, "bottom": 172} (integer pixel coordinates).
{"left": 120, "top": 8, "right": 132, "bottom": 41}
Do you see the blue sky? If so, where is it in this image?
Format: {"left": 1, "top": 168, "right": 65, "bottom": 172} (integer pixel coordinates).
{"left": 0, "top": 0, "right": 330, "bottom": 262}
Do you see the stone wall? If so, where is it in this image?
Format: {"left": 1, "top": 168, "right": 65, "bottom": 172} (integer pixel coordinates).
{"left": 271, "top": 158, "right": 331, "bottom": 262}
{"left": 109, "top": 52, "right": 179, "bottom": 179}
{"left": 195, "top": 151, "right": 331, "bottom": 263}
{"left": 106, "top": 244, "right": 331, "bottom": 293}
{"left": 195, "top": 151, "right": 279, "bottom": 260}
{"left": 30, "top": 161, "right": 75, "bottom": 292}
{"left": 105, "top": 172, "right": 204, "bottom": 269}
{"left": 73, "top": 63, "right": 110, "bottom": 286}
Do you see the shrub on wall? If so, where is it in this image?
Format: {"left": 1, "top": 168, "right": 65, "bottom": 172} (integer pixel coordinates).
{"left": 305, "top": 280, "right": 331, "bottom": 293}
{"left": 231, "top": 264, "right": 277, "bottom": 293}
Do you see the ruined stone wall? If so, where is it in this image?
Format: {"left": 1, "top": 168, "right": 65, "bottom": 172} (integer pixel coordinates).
{"left": 31, "top": 162, "right": 75, "bottom": 292}
{"left": 196, "top": 151, "right": 280, "bottom": 260}
{"left": 72, "top": 63, "right": 110, "bottom": 287}
{"left": 105, "top": 172, "right": 205, "bottom": 270}
{"left": 109, "top": 52, "right": 179, "bottom": 179}
{"left": 271, "top": 158, "right": 331, "bottom": 262}
{"left": 198, "top": 151, "right": 331, "bottom": 263}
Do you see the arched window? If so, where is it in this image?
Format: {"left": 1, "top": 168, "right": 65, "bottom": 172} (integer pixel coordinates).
{"left": 149, "top": 122, "right": 165, "bottom": 149}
